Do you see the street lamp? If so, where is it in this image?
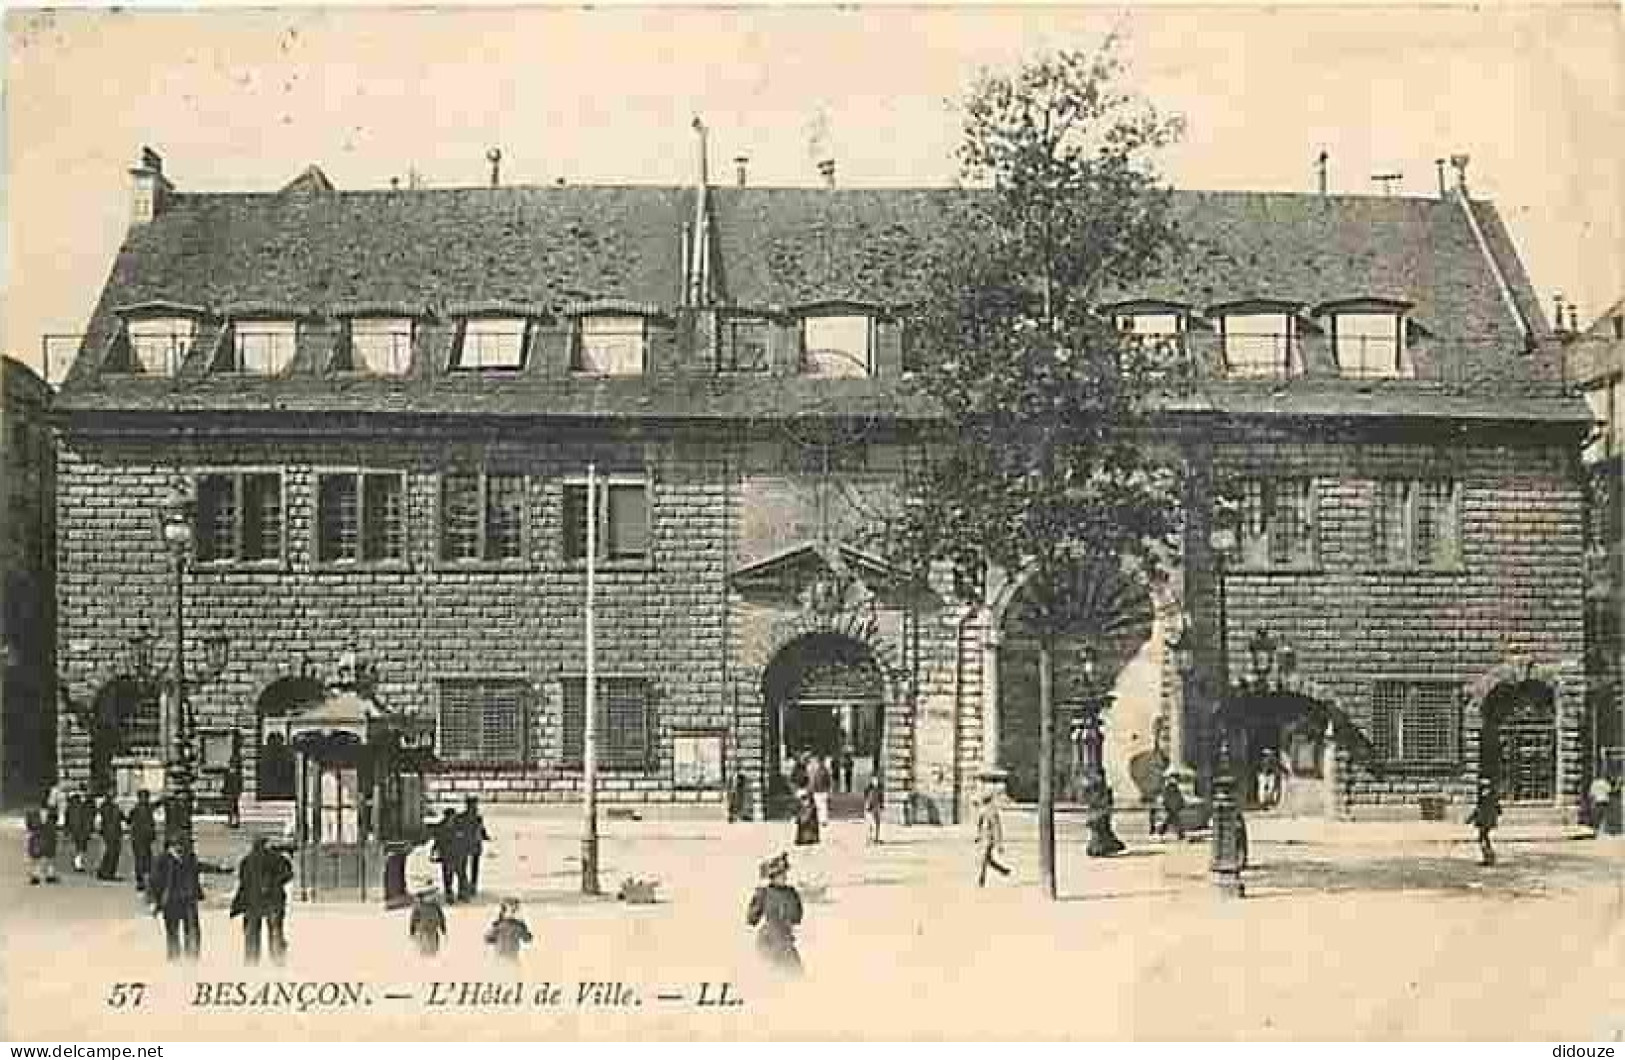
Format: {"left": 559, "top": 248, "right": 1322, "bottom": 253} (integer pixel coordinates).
{"left": 1074, "top": 642, "right": 1125, "bottom": 857}
{"left": 1209, "top": 498, "right": 1246, "bottom": 897}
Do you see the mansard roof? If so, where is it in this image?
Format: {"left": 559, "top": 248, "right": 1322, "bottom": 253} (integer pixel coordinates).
{"left": 56, "top": 175, "right": 1580, "bottom": 425}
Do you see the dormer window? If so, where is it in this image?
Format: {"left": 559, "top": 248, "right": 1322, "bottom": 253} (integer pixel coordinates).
{"left": 350, "top": 317, "right": 414, "bottom": 376}
{"left": 1331, "top": 313, "right": 1407, "bottom": 379}
{"left": 228, "top": 321, "right": 298, "bottom": 375}
{"left": 454, "top": 317, "right": 527, "bottom": 371}
{"left": 1219, "top": 310, "right": 1299, "bottom": 379}
{"left": 125, "top": 317, "right": 195, "bottom": 375}
{"left": 573, "top": 315, "right": 646, "bottom": 376}
{"left": 802, "top": 313, "right": 873, "bottom": 377}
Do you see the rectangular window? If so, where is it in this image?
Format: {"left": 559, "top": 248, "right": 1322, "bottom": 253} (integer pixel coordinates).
{"left": 317, "top": 472, "right": 404, "bottom": 562}
{"left": 439, "top": 471, "right": 526, "bottom": 562}
{"left": 1372, "top": 680, "right": 1460, "bottom": 767}
{"left": 562, "top": 478, "right": 651, "bottom": 562}
{"left": 575, "top": 316, "right": 646, "bottom": 375}
{"left": 126, "top": 318, "right": 195, "bottom": 376}
{"left": 1333, "top": 313, "right": 1405, "bottom": 379}
{"left": 350, "top": 318, "right": 414, "bottom": 375}
{"left": 1222, "top": 314, "right": 1298, "bottom": 379}
{"left": 194, "top": 472, "right": 282, "bottom": 563}
{"left": 1235, "top": 478, "right": 1316, "bottom": 569}
{"left": 560, "top": 676, "right": 654, "bottom": 771}
{"left": 455, "top": 318, "right": 527, "bottom": 371}
{"left": 1371, "top": 479, "right": 1461, "bottom": 569}
{"left": 802, "top": 315, "right": 873, "bottom": 377}
{"left": 230, "top": 322, "right": 298, "bottom": 375}
{"left": 718, "top": 317, "right": 771, "bottom": 373}
{"left": 438, "top": 678, "right": 529, "bottom": 765}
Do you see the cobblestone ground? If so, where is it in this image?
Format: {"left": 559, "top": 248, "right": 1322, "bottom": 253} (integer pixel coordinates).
{"left": 2, "top": 810, "right": 1622, "bottom": 1041}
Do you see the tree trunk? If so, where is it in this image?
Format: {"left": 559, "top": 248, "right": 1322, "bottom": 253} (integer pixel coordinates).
{"left": 1038, "top": 634, "right": 1057, "bottom": 900}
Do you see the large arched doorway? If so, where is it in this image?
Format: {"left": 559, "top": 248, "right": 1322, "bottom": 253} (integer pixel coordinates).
{"left": 1481, "top": 679, "right": 1558, "bottom": 803}
{"left": 256, "top": 676, "right": 325, "bottom": 800}
{"left": 996, "top": 560, "right": 1155, "bottom": 804}
{"left": 761, "top": 632, "right": 885, "bottom": 818}
{"left": 87, "top": 677, "right": 160, "bottom": 795}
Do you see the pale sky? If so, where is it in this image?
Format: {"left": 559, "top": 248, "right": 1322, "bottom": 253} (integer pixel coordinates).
{"left": 4, "top": 3, "right": 1622, "bottom": 382}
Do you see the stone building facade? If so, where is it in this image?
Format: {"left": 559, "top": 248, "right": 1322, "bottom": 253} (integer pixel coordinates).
{"left": 3, "top": 354, "right": 55, "bottom": 806}
{"left": 50, "top": 145, "right": 1591, "bottom": 824}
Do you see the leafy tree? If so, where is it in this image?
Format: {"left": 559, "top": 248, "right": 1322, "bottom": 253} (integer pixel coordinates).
{"left": 889, "top": 42, "right": 1187, "bottom": 899}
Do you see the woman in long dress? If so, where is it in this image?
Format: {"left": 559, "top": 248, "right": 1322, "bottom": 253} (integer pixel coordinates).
{"left": 746, "top": 853, "right": 804, "bottom": 974}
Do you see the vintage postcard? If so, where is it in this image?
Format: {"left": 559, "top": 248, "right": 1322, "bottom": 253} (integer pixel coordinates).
{"left": 2, "top": 2, "right": 1622, "bottom": 1043}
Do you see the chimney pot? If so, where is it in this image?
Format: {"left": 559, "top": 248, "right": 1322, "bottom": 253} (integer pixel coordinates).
{"left": 140, "top": 146, "right": 163, "bottom": 174}
{"left": 1435, "top": 159, "right": 1448, "bottom": 199}
{"left": 129, "top": 145, "right": 172, "bottom": 225}
{"left": 734, "top": 155, "right": 749, "bottom": 188}
{"left": 1568, "top": 304, "right": 1579, "bottom": 333}
{"left": 1315, "top": 150, "right": 1329, "bottom": 196}
{"left": 1553, "top": 293, "right": 1565, "bottom": 331}
{"left": 486, "top": 147, "right": 502, "bottom": 188}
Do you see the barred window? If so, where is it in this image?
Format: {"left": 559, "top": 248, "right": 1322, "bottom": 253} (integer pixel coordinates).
{"left": 562, "top": 478, "right": 650, "bottom": 562}
{"left": 1372, "top": 680, "right": 1460, "bottom": 766}
{"left": 718, "top": 317, "right": 771, "bottom": 373}
{"left": 195, "top": 472, "right": 282, "bottom": 563}
{"left": 1331, "top": 313, "right": 1405, "bottom": 379}
{"left": 560, "top": 676, "right": 654, "bottom": 771}
{"left": 1234, "top": 478, "right": 1316, "bottom": 569}
{"left": 317, "top": 472, "right": 404, "bottom": 562}
{"left": 440, "top": 471, "right": 526, "bottom": 562}
{"left": 438, "top": 678, "right": 529, "bottom": 765}
{"left": 1372, "top": 479, "right": 1460, "bottom": 569}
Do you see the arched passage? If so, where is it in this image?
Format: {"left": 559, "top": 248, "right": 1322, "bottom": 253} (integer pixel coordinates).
{"left": 256, "top": 676, "right": 325, "bottom": 800}
{"left": 1480, "top": 678, "right": 1558, "bottom": 803}
{"left": 87, "top": 676, "right": 160, "bottom": 795}
{"left": 761, "top": 632, "right": 886, "bottom": 818}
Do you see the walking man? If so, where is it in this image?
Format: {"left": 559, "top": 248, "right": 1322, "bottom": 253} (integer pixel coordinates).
{"left": 976, "top": 788, "right": 1012, "bottom": 886}
{"left": 222, "top": 754, "right": 243, "bottom": 829}
{"left": 95, "top": 792, "right": 124, "bottom": 881}
{"left": 863, "top": 775, "right": 884, "bottom": 844}
{"left": 127, "top": 790, "right": 157, "bottom": 892}
{"left": 1588, "top": 773, "right": 1615, "bottom": 838}
{"left": 25, "top": 807, "right": 59, "bottom": 885}
{"left": 65, "top": 791, "right": 94, "bottom": 872}
{"left": 457, "top": 796, "right": 490, "bottom": 900}
{"left": 1466, "top": 776, "right": 1501, "bottom": 866}
{"left": 431, "top": 808, "right": 463, "bottom": 904}
{"left": 808, "top": 755, "right": 832, "bottom": 827}
{"left": 149, "top": 834, "right": 204, "bottom": 962}
{"left": 232, "top": 838, "right": 293, "bottom": 965}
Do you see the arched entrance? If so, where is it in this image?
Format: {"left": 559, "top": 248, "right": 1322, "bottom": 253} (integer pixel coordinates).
{"left": 761, "top": 632, "right": 885, "bottom": 818}
{"left": 256, "top": 676, "right": 325, "bottom": 800}
{"left": 1481, "top": 679, "right": 1557, "bottom": 803}
{"left": 995, "top": 561, "right": 1155, "bottom": 804}
{"left": 87, "top": 677, "right": 160, "bottom": 795}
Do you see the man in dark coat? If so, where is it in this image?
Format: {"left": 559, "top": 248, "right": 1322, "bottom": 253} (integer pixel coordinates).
{"left": 222, "top": 760, "right": 243, "bottom": 829}
{"left": 430, "top": 809, "right": 463, "bottom": 904}
{"left": 232, "top": 838, "right": 293, "bottom": 965}
{"left": 1467, "top": 776, "right": 1501, "bottom": 866}
{"left": 457, "top": 796, "right": 491, "bottom": 900}
{"left": 127, "top": 790, "right": 157, "bottom": 892}
{"left": 149, "top": 835, "right": 204, "bottom": 962}
{"left": 746, "top": 853, "right": 803, "bottom": 975}
{"left": 65, "top": 792, "right": 94, "bottom": 872}
{"left": 95, "top": 793, "right": 124, "bottom": 880}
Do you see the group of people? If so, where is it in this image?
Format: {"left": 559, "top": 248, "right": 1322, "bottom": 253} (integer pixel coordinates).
{"left": 786, "top": 752, "right": 885, "bottom": 848}
{"left": 428, "top": 795, "right": 491, "bottom": 904}
{"left": 405, "top": 888, "right": 533, "bottom": 961}
{"left": 24, "top": 787, "right": 164, "bottom": 887}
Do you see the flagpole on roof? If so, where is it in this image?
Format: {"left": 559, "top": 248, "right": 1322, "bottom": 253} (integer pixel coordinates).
{"left": 581, "top": 462, "right": 601, "bottom": 895}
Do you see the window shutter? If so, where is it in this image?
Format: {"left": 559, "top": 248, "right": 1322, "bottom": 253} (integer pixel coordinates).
{"left": 196, "top": 474, "right": 236, "bottom": 562}
{"left": 560, "top": 679, "right": 586, "bottom": 768}
{"left": 562, "top": 484, "right": 588, "bottom": 561}
{"left": 484, "top": 473, "right": 526, "bottom": 561}
{"left": 874, "top": 318, "right": 904, "bottom": 378}
{"left": 1372, "top": 680, "right": 1403, "bottom": 760}
{"left": 241, "top": 474, "right": 282, "bottom": 561}
{"left": 318, "top": 474, "right": 360, "bottom": 562}
{"left": 362, "top": 473, "right": 405, "bottom": 561}
{"left": 607, "top": 483, "right": 649, "bottom": 560}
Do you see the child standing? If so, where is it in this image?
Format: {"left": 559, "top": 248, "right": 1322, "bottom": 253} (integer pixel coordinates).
{"left": 408, "top": 888, "right": 448, "bottom": 957}
{"left": 484, "top": 898, "right": 533, "bottom": 961}
{"left": 863, "top": 775, "right": 884, "bottom": 844}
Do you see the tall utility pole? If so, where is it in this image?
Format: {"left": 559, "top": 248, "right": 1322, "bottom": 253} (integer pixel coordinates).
{"left": 581, "top": 463, "right": 601, "bottom": 895}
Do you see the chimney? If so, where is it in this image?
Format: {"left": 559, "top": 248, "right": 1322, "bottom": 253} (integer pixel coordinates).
{"left": 1553, "top": 293, "right": 1567, "bottom": 333}
{"left": 734, "top": 155, "right": 749, "bottom": 188}
{"left": 692, "top": 117, "right": 710, "bottom": 190}
{"left": 1449, "top": 153, "right": 1470, "bottom": 196}
{"left": 1314, "top": 151, "right": 1329, "bottom": 196}
{"left": 128, "top": 145, "right": 172, "bottom": 225}
{"left": 1435, "top": 159, "right": 1448, "bottom": 199}
{"left": 688, "top": 118, "right": 712, "bottom": 306}
{"left": 818, "top": 158, "right": 836, "bottom": 189}
{"left": 390, "top": 176, "right": 401, "bottom": 191}
{"left": 1568, "top": 304, "right": 1579, "bottom": 334}
{"left": 486, "top": 147, "right": 502, "bottom": 188}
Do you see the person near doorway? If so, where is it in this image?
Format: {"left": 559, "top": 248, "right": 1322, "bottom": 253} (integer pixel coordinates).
{"left": 232, "top": 837, "right": 293, "bottom": 965}
{"left": 863, "top": 775, "right": 884, "bottom": 844}
{"left": 1588, "top": 774, "right": 1615, "bottom": 838}
{"left": 458, "top": 796, "right": 490, "bottom": 899}
{"left": 1155, "top": 776, "right": 1187, "bottom": 841}
{"left": 127, "top": 790, "right": 157, "bottom": 892}
{"left": 792, "top": 786, "right": 820, "bottom": 846}
{"left": 746, "top": 853, "right": 803, "bottom": 975}
{"left": 1466, "top": 777, "right": 1500, "bottom": 866}
{"left": 65, "top": 791, "right": 94, "bottom": 873}
{"left": 222, "top": 754, "right": 243, "bottom": 829}
{"left": 809, "top": 755, "right": 832, "bottom": 826}
{"left": 95, "top": 793, "right": 124, "bottom": 881}
{"left": 789, "top": 753, "right": 810, "bottom": 793}
{"left": 727, "top": 769, "right": 749, "bottom": 823}
{"left": 976, "top": 789, "right": 1012, "bottom": 886}
{"left": 430, "top": 809, "right": 464, "bottom": 904}
{"left": 409, "top": 886, "right": 448, "bottom": 957}
{"left": 840, "top": 741, "right": 856, "bottom": 794}
{"left": 149, "top": 834, "right": 204, "bottom": 962}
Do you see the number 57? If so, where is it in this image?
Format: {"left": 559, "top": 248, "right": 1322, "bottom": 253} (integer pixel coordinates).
{"left": 107, "top": 982, "right": 146, "bottom": 1008}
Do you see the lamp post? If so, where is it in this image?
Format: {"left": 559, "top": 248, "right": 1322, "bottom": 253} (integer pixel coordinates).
{"left": 159, "top": 480, "right": 197, "bottom": 843}
{"left": 1074, "top": 643, "right": 1124, "bottom": 856}
{"left": 1208, "top": 499, "right": 1246, "bottom": 897}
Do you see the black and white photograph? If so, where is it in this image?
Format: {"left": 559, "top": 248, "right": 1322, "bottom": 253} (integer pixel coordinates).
{"left": 0, "top": 2, "right": 1621, "bottom": 1042}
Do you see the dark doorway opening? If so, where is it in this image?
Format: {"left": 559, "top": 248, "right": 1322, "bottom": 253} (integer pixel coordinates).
{"left": 1481, "top": 679, "right": 1557, "bottom": 803}
{"left": 256, "top": 676, "right": 324, "bottom": 800}
{"left": 761, "top": 633, "right": 884, "bottom": 819}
